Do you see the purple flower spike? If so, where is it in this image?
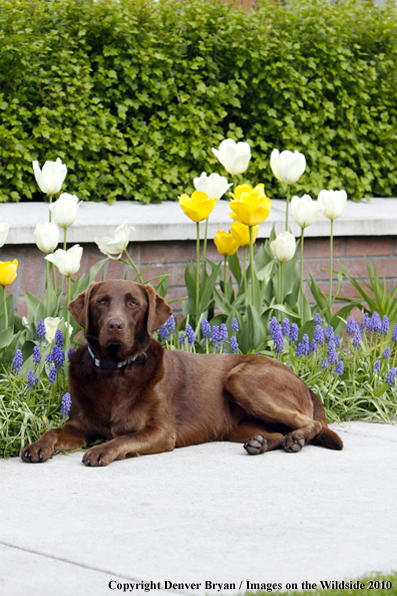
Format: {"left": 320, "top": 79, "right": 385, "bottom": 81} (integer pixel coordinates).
{"left": 185, "top": 324, "right": 196, "bottom": 346}
{"left": 48, "top": 366, "right": 57, "bottom": 383}
{"left": 60, "top": 392, "right": 72, "bottom": 423}
{"left": 36, "top": 319, "right": 46, "bottom": 341}
{"left": 166, "top": 316, "right": 176, "bottom": 335}
{"left": 314, "top": 313, "right": 322, "bottom": 326}
{"left": 373, "top": 360, "right": 381, "bottom": 373}
{"left": 32, "top": 346, "right": 41, "bottom": 366}
{"left": 27, "top": 370, "right": 38, "bottom": 390}
{"left": 335, "top": 360, "right": 344, "bottom": 376}
{"left": 201, "top": 318, "right": 211, "bottom": 339}
{"left": 314, "top": 324, "right": 324, "bottom": 346}
{"left": 325, "top": 326, "right": 334, "bottom": 343}
{"left": 381, "top": 315, "right": 389, "bottom": 336}
{"left": 352, "top": 329, "right": 362, "bottom": 350}
{"left": 381, "top": 347, "right": 391, "bottom": 360}
{"left": 322, "top": 357, "right": 329, "bottom": 370}
{"left": 371, "top": 312, "right": 382, "bottom": 334}
{"left": 346, "top": 316, "right": 357, "bottom": 336}
{"left": 179, "top": 332, "right": 186, "bottom": 347}
{"left": 282, "top": 318, "right": 290, "bottom": 338}
{"left": 392, "top": 323, "right": 397, "bottom": 343}
{"left": 231, "top": 318, "right": 239, "bottom": 333}
{"left": 55, "top": 329, "right": 64, "bottom": 348}
{"left": 289, "top": 323, "right": 298, "bottom": 345}
{"left": 230, "top": 336, "right": 239, "bottom": 354}
{"left": 385, "top": 367, "right": 396, "bottom": 388}
{"left": 13, "top": 350, "right": 23, "bottom": 374}
{"left": 295, "top": 334, "right": 310, "bottom": 357}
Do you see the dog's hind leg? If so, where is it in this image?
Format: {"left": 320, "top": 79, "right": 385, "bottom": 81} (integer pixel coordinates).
{"left": 226, "top": 421, "right": 285, "bottom": 455}
{"left": 224, "top": 361, "right": 330, "bottom": 453}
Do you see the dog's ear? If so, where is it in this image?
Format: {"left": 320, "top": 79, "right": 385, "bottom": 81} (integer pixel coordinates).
{"left": 145, "top": 284, "right": 172, "bottom": 335}
{"left": 68, "top": 281, "right": 97, "bottom": 332}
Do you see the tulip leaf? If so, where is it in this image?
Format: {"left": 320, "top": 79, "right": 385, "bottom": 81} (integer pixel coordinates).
{"left": 0, "top": 326, "right": 14, "bottom": 350}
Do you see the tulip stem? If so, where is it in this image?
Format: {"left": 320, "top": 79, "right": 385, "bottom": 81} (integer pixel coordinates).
{"left": 46, "top": 260, "right": 51, "bottom": 290}
{"left": 2, "top": 286, "right": 7, "bottom": 329}
{"left": 60, "top": 229, "right": 67, "bottom": 296}
{"left": 124, "top": 250, "right": 144, "bottom": 284}
{"left": 224, "top": 256, "right": 227, "bottom": 294}
{"left": 196, "top": 222, "right": 200, "bottom": 316}
{"left": 243, "top": 246, "right": 247, "bottom": 303}
{"left": 300, "top": 227, "right": 305, "bottom": 316}
{"left": 329, "top": 219, "right": 334, "bottom": 311}
{"left": 48, "top": 194, "right": 53, "bottom": 223}
{"left": 202, "top": 218, "right": 209, "bottom": 270}
{"left": 249, "top": 226, "right": 255, "bottom": 305}
{"left": 66, "top": 276, "right": 71, "bottom": 357}
{"left": 53, "top": 263, "right": 57, "bottom": 291}
{"left": 285, "top": 184, "right": 290, "bottom": 232}
{"left": 278, "top": 260, "right": 283, "bottom": 310}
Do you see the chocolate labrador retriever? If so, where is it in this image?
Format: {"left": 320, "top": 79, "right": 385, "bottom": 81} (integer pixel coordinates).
{"left": 21, "top": 280, "right": 343, "bottom": 466}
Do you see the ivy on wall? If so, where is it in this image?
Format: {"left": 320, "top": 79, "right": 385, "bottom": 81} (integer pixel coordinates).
{"left": 0, "top": 0, "right": 397, "bottom": 204}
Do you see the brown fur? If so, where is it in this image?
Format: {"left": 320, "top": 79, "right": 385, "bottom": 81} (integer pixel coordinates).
{"left": 21, "top": 280, "right": 343, "bottom": 466}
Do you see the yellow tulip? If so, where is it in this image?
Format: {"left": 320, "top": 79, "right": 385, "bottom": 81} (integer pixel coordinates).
{"left": 178, "top": 190, "right": 217, "bottom": 223}
{"left": 0, "top": 259, "right": 18, "bottom": 286}
{"left": 229, "top": 184, "right": 272, "bottom": 227}
{"left": 214, "top": 231, "right": 239, "bottom": 257}
{"left": 230, "top": 221, "right": 259, "bottom": 247}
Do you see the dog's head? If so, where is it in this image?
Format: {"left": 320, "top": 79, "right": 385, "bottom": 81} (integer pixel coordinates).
{"left": 68, "top": 280, "right": 172, "bottom": 360}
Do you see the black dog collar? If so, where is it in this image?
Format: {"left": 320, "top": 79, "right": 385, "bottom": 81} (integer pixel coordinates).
{"left": 87, "top": 345, "right": 147, "bottom": 370}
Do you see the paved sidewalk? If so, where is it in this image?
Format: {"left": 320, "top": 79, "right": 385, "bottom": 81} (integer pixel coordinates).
{"left": 1, "top": 422, "right": 397, "bottom": 596}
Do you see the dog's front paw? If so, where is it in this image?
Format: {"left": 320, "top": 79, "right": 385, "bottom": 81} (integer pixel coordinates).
{"left": 283, "top": 431, "right": 305, "bottom": 453}
{"left": 21, "top": 441, "right": 53, "bottom": 463}
{"left": 244, "top": 434, "right": 268, "bottom": 455}
{"left": 82, "top": 445, "right": 114, "bottom": 467}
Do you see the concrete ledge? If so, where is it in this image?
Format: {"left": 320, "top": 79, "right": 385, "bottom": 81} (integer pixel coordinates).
{"left": 1, "top": 197, "right": 397, "bottom": 245}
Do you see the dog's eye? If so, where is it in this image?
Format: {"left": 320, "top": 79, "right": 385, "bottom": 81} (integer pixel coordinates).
{"left": 128, "top": 300, "right": 138, "bottom": 307}
{"left": 97, "top": 299, "right": 106, "bottom": 305}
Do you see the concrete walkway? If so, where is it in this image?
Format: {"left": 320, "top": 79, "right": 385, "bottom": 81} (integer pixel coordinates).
{"left": 1, "top": 421, "right": 397, "bottom": 596}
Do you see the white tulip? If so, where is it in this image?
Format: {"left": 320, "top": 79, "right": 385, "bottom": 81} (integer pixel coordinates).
{"left": 291, "top": 194, "right": 325, "bottom": 229}
{"left": 270, "top": 149, "right": 306, "bottom": 185}
{"left": 212, "top": 138, "right": 251, "bottom": 176}
{"left": 270, "top": 232, "right": 296, "bottom": 262}
{"left": 0, "top": 223, "right": 9, "bottom": 248}
{"left": 32, "top": 158, "right": 67, "bottom": 195}
{"left": 34, "top": 223, "right": 59, "bottom": 253}
{"left": 318, "top": 189, "right": 347, "bottom": 221}
{"left": 94, "top": 223, "right": 134, "bottom": 260}
{"left": 193, "top": 172, "right": 232, "bottom": 200}
{"left": 45, "top": 245, "right": 83, "bottom": 277}
{"left": 44, "top": 317, "right": 62, "bottom": 343}
{"left": 49, "top": 193, "right": 80, "bottom": 229}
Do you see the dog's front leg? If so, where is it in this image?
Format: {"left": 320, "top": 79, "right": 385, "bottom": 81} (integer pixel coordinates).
{"left": 82, "top": 426, "right": 176, "bottom": 467}
{"left": 21, "top": 423, "right": 88, "bottom": 463}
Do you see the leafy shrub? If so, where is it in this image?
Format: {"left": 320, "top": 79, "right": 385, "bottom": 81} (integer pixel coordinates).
{"left": 1, "top": 0, "right": 397, "bottom": 204}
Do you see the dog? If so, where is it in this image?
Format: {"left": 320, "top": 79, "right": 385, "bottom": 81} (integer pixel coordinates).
{"left": 21, "top": 280, "right": 343, "bottom": 466}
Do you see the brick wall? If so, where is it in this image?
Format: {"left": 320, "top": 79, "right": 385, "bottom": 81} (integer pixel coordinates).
{"left": 1, "top": 235, "right": 396, "bottom": 319}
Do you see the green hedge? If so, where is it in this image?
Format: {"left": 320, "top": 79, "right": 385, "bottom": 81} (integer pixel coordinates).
{"left": 1, "top": 0, "right": 397, "bottom": 204}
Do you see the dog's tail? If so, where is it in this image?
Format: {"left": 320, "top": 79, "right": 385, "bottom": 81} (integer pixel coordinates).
{"left": 310, "top": 389, "right": 344, "bottom": 450}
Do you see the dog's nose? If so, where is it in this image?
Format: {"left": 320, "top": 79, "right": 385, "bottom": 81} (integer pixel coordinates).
{"left": 107, "top": 318, "right": 124, "bottom": 332}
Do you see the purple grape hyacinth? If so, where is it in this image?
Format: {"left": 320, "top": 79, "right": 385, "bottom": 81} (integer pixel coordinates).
{"left": 48, "top": 366, "right": 57, "bottom": 383}
{"left": 289, "top": 323, "right": 298, "bottom": 345}
{"left": 385, "top": 367, "right": 396, "bottom": 388}
{"left": 55, "top": 329, "right": 64, "bottom": 348}
{"left": 231, "top": 318, "right": 239, "bottom": 333}
{"left": 36, "top": 319, "right": 46, "bottom": 341}
{"left": 60, "top": 392, "right": 72, "bottom": 423}
{"left": 32, "top": 346, "right": 41, "bottom": 366}
{"left": 201, "top": 318, "right": 211, "bottom": 339}
{"left": 381, "top": 347, "right": 391, "bottom": 360}
{"left": 13, "top": 350, "right": 23, "bottom": 373}
{"left": 282, "top": 318, "right": 290, "bottom": 338}
{"left": 335, "top": 360, "right": 344, "bottom": 376}
{"left": 185, "top": 324, "right": 196, "bottom": 346}
{"left": 373, "top": 360, "right": 381, "bottom": 373}
{"left": 230, "top": 336, "right": 239, "bottom": 354}
{"left": 27, "top": 370, "right": 39, "bottom": 390}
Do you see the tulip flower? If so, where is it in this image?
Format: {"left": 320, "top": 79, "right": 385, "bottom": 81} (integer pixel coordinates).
{"left": 318, "top": 189, "right": 347, "bottom": 309}
{"left": 45, "top": 245, "right": 83, "bottom": 277}
{"left": 214, "top": 231, "right": 239, "bottom": 292}
{"left": 230, "top": 221, "right": 259, "bottom": 247}
{"left": 178, "top": 190, "right": 218, "bottom": 316}
{"left": 0, "top": 259, "right": 18, "bottom": 287}
{"left": 291, "top": 194, "right": 325, "bottom": 229}
{"left": 270, "top": 149, "right": 306, "bottom": 231}
{"left": 95, "top": 223, "right": 142, "bottom": 283}
{"left": 214, "top": 231, "right": 239, "bottom": 257}
{"left": 317, "top": 189, "right": 347, "bottom": 221}
{"left": 270, "top": 231, "right": 296, "bottom": 263}
{"left": 35, "top": 223, "right": 59, "bottom": 254}
{"left": 44, "top": 317, "right": 62, "bottom": 344}
{"left": 229, "top": 184, "right": 272, "bottom": 227}
{"left": 229, "top": 184, "right": 271, "bottom": 304}
{"left": 291, "top": 195, "right": 324, "bottom": 314}
{"left": 212, "top": 138, "right": 251, "bottom": 176}
{"left": 178, "top": 190, "right": 217, "bottom": 223}
{"left": 0, "top": 259, "right": 18, "bottom": 329}
{"left": 49, "top": 193, "right": 80, "bottom": 230}
{"left": 95, "top": 223, "right": 133, "bottom": 260}
{"left": 32, "top": 158, "right": 67, "bottom": 196}
{"left": 0, "top": 223, "right": 9, "bottom": 248}
{"left": 270, "top": 232, "right": 296, "bottom": 306}
{"left": 193, "top": 172, "right": 232, "bottom": 200}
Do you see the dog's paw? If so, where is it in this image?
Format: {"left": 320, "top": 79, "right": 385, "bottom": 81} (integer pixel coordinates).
{"left": 82, "top": 445, "right": 114, "bottom": 467}
{"left": 21, "top": 442, "right": 52, "bottom": 463}
{"left": 283, "top": 431, "right": 305, "bottom": 453}
{"left": 244, "top": 434, "right": 268, "bottom": 455}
